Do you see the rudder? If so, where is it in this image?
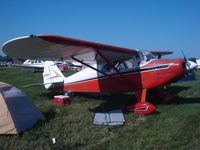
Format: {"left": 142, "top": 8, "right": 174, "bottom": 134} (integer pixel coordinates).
{"left": 43, "top": 61, "right": 64, "bottom": 89}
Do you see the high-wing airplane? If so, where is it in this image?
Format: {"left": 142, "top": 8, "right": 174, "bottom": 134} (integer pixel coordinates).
{"left": 2, "top": 35, "right": 194, "bottom": 114}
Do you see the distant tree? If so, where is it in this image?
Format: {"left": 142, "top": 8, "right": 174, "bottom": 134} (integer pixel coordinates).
{"left": 0, "top": 55, "right": 13, "bottom": 61}
{"left": 4, "top": 56, "right": 12, "bottom": 60}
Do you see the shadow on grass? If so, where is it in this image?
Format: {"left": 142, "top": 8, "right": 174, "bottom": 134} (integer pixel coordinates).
{"left": 43, "top": 111, "right": 57, "bottom": 122}
{"left": 160, "top": 85, "right": 200, "bottom": 104}
{"left": 77, "top": 85, "right": 200, "bottom": 113}
{"left": 39, "top": 91, "right": 64, "bottom": 99}
{"left": 162, "top": 86, "right": 191, "bottom": 95}
{"left": 176, "top": 97, "right": 200, "bottom": 104}
{"left": 36, "top": 85, "right": 200, "bottom": 114}
{"left": 83, "top": 92, "right": 137, "bottom": 113}
{"left": 31, "top": 111, "right": 57, "bottom": 130}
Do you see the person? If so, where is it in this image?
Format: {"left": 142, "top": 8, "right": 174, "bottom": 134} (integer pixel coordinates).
{"left": 125, "top": 59, "right": 134, "bottom": 69}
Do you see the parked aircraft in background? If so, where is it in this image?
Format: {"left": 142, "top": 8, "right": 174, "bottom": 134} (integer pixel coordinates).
{"left": 195, "top": 59, "right": 200, "bottom": 69}
{"left": 2, "top": 35, "right": 196, "bottom": 114}
{"left": 15, "top": 59, "right": 82, "bottom": 72}
{"left": 17, "top": 59, "right": 46, "bottom": 68}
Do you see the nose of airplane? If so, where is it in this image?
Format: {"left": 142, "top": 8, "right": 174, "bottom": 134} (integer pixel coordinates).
{"left": 179, "top": 59, "right": 187, "bottom": 73}
{"left": 186, "top": 60, "right": 197, "bottom": 70}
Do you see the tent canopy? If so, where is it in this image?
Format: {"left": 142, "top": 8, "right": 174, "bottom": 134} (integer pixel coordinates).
{"left": 0, "top": 82, "right": 45, "bottom": 134}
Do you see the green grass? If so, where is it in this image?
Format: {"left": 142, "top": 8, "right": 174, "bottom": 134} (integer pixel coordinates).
{"left": 1, "top": 67, "right": 200, "bottom": 150}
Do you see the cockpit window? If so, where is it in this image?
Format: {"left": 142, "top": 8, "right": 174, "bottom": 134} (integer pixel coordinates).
{"left": 115, "top": 61, "right": 126, "bottom": 70}
{"left": 124, "top": 59, "right": 137, "bottom": 69}
{"left": 101, "top": 64, "right": 113, "bottom": 73}
{"left": 101, "top": 56, "right": 139, "bottom": 73}
{"left": 139, "top": 50, "right": 156, "bottom": 62}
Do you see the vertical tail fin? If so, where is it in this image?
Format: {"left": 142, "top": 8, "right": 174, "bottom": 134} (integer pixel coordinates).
{"left": 43, "top": 61, "right": 64, "bottom": 89}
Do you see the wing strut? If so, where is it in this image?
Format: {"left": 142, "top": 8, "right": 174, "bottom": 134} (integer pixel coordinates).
{"left": 71, "top": 56, "right": 112, "bottom": 78}
{"left": 72, "top": 54, "right": 132, "bottom": 89}
{"left": 97, "top": 50, "right": 131, "bottom": 86}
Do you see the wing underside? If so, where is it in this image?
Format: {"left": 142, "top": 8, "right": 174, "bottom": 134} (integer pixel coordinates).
{"left": 2, "top": 35, "right": 138, "bottom": 63}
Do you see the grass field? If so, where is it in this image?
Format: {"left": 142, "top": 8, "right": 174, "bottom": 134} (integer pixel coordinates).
{"left": 1, "top": 67, "right": 200, "bottom": 150}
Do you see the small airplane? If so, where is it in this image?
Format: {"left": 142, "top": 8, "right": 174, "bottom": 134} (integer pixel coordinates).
{"left": 196, "top": 59, "right": 200, "bottom": 69}
{"left": 15, "top": 58, "right": 81, "bottom": 72}
{"left": 2, "top": 35, "right": 195, "bottom": 114}
{"left": 186, "top": 61, "right": 198, "bottom": 70}
{"left": 17, "top": 59, "right": 46, "bottom": 68}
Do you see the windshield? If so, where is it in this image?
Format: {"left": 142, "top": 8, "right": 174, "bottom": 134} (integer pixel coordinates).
{"left": 100, "top": 56, "right": 140, "bottom": 73}
{"left": 139, "top": 50, "right": 156, "bottom": 62}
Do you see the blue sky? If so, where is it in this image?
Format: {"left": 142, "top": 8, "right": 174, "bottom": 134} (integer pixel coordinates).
{"left": 0, "top": 0, "right": 200, "bottom": 58}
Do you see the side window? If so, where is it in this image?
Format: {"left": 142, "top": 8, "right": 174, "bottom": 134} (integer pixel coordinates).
{"left": 101, "top": 64, "right": 112, "bottom": 73}
{"left": 116, "top": 62, "right": 127, "bottom": 70}
{"left": 124, "top": 59, "right": 134, "bottom": 69}
{"left": 139, "top": 50, "right": 156, "bottom": 62}
{"left": 124, "top": 57, "right": 139, "bottom": 70}
{"left": 101, "top": 56, "right": 140, "bottom": 73}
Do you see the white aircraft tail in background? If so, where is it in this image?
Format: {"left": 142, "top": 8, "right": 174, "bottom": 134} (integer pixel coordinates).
{"left": 196, "top": 59, "right": 200, "bottom": 69}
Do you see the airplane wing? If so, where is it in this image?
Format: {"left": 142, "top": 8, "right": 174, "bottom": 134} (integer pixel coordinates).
{"left": 3, "top": 35, "right": 174, "bottom": 87}
{"left": 150, "top": 51, "right": 173, "bottom": 59}
{"left": 2, "top": 35, "right": 138, "bottom": 63}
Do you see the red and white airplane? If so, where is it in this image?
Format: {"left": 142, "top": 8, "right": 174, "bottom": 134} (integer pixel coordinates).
{"left": 2, "top": 35, "right": 194, "bottom": 114}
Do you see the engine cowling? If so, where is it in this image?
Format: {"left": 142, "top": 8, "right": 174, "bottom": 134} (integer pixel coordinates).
{"left": 127, "top": 102, "right": 156, "bottom": 114}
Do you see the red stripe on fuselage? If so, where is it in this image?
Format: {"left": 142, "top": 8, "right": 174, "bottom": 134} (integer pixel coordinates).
{"left": 51, "top": 59, "right": 186, "bottom": 92}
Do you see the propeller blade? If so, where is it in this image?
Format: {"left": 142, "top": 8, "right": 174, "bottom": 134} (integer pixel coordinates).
{"left": 181, "top": 50, "right": 187, "bottom": 61}
{"left": 181, "top": 51, "right": 191, "bottom": 70}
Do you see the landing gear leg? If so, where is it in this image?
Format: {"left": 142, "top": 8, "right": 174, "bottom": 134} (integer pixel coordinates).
{"left": 135, "top": 89, "right": 147, "bottom": 102}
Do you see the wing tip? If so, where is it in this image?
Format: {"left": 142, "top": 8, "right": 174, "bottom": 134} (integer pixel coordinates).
{"left": 2, "top": 35, "right": 30, "bottom": 51}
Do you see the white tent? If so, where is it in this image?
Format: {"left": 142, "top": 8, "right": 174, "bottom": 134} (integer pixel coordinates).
{"left": 0, "top": 82, "right": 45, "bottom": 134}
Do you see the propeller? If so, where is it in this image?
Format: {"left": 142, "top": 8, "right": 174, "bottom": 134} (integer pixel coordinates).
{"left": 182, "top": 51, "right": 190, "bottom": 70}
{"left": 181, "top": 51, "right": 197, "bottom": 71}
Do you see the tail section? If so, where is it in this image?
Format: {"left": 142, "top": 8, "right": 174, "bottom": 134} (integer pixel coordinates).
{"left": 43, "top": 61, "right": 64, "bottom": 89}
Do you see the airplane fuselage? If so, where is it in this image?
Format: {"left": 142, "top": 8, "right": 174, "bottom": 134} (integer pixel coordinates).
{"left": 51, "top": 59, "right": 186, "bottom": 92}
